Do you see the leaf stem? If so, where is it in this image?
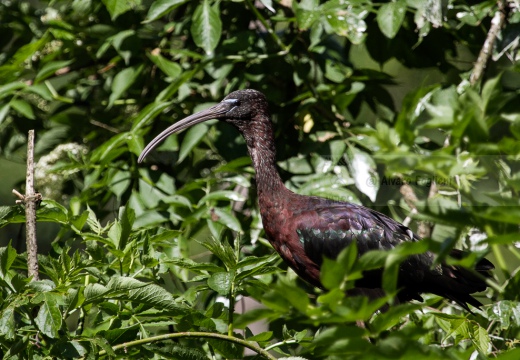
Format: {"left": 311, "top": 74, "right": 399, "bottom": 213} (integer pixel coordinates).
{"left": 264, "top": 339, "right": 300, "bottom": 351}
{"left": 94, "top": 331, "right": 276, "bottom": 360}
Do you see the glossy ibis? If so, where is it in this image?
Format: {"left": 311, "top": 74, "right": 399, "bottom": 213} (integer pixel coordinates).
{"left": 138, "top": 89, "right": 494, "bottom": 312}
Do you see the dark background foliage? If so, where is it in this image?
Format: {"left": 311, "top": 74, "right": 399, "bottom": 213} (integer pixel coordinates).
{"left": 0, "top": 0, "right": 520, "bottom": 359}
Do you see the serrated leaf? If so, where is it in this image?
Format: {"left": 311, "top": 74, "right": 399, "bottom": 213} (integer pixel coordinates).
{"left": 190, "top": 0, "right": 222, "bottom": 54}
{"left": 166, "top": 257, "right": 224, "bottom": 273}
{"left": 0, "top": 307, "right": 15, "bottom": 340}
{"left": 34, "top": 294, "right": 63, "bottom": 338}
{"left": 107, "top": 276, "right": 187, "bottom": 313}
{"left": 84, "top": 283, "right": 110, "bottom": 303}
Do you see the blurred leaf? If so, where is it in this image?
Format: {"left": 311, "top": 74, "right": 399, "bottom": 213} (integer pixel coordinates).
{"left": 198, "top": 190, "right": 246, "bottom": 205}
{"left": 102, "top": 0, "right": 140, "bottom": 20}
{"left": 178, "top": 123, "right": 209, "bottom": 163}
{"left": 10, "top": 99, "right": 35, "bottom": 120}
{"left": 147, "top": 51, "right": 182, "bottom": 78}
{"left": 377, "top": 1, "right": 407, "bottom": 39}
{"left": 347, "top": 147, "right": 379, "bottom": 202}
{"left": 144, "top": 0, "right": 189, "bottom": 23}
{"left": 108, "top": 65, "right": 143, "bottom": 108}
{"left": 34, "top": 60, "right": 74, "bottom": 83}
{"left": 209, "top": 207, "right": 243, "bottom": 233}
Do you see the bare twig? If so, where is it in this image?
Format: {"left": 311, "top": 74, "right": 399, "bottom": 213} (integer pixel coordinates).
{"left": 13, "top": 130, "right": 40, "bottom": 281}
{"left": 399, "top": 182, "right": 436, "bottom": 238}
{"left": 469, "top": 0, "right": 508, "bottom": 85}
{"left": 418, "top": 181, "right": 437, "bottom": 239}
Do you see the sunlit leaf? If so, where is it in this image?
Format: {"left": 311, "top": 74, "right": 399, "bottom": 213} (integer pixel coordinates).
{"left": 377, "top": 1, "right": 407, "bottom": 39}
{"left": 190, "top": 0, "right": 222, "bottom": 54}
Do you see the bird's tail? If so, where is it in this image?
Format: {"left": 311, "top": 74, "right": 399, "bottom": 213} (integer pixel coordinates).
{"left": 431, "top": 250, "right": 494, "bottom": 312}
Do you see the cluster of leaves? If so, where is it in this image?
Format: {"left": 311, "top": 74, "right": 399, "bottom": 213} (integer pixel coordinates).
{"left": 0, "top": 0, "right": 520, "bottom": 359}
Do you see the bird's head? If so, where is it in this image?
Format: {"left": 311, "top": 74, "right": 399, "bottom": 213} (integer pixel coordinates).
{"left": 138, "top": 89, "right": 268, "bottom": 163}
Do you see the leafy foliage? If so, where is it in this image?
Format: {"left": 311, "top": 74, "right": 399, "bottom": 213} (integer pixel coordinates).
{"left": 1, "top": 0, "right": 520, "bottom": 359}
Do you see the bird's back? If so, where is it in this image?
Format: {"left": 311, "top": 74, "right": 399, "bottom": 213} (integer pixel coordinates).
{"left": 261, "top": 193, "right": 493, "bottom": 311}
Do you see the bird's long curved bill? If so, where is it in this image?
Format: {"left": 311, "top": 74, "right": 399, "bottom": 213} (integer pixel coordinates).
{"left": 138, "top": 101, "right": 233, "bottom": 163}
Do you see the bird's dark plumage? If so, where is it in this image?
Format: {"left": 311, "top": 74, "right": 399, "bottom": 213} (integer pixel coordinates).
{"left": 138, "top": 89, "right": 494, "bottom": 312}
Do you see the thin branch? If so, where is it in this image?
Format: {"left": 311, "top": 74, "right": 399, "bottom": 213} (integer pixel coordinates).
{"left": 93, "top": 331, "right": 277, "bottom": 360}
{"left": 469, "top": 0, "right": 508, "bottom": 85}
{"left": 13, "top": 130, "right": 41, "bottom": 281}
{"left": 399, "top": 182, "right": 435, "bottom": 238}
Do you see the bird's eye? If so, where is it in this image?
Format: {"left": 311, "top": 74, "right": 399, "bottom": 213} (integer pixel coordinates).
{"left": 224, "top": 98, "right": 240, "bottom": 106}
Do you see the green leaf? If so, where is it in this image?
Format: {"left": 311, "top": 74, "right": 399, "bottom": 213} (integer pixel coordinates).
{"left": 37, "top": 200, "right": 69, "bottom": 224}
{"left": 320, "top": 242, "right": 358, "bottom": 289}
{"left": 90, "top": 133, "right": 127, "bottom": 163}
{"left": 34, "top": 60, "right": 74, "bottom": 83}
{"left": 107, "top": 276, "right": 187, "bottom": 313}
{"left": 370, "top": 303, "right": 422, "bottom": 332}
{"left": 144, "top": 0, "right": 189, "bottom": 23}
{"left": 34, "top": 294, "right": 63, "bottom": 338}
{"left": 496, "top": 348, "right": 520, "bottom": 360}
{"left": 118, "top": 206, "right": 135, "bottom": 250}
{"left": 101, "top": 325, "right": 140, "bottom": 345}
{"left": 324, "top": 7, "right": 367, "bottom": 44}
{"left": 0, "top": 307, "right": 15, "bottom": 340}
{"left": 178, "top": 123, "right": 209, "bottom": 163}
{"left": 130, "top": 101, "right": 171, "bottom": 134}
{"left": 247, "top": 331, "right": 273, "bottom": 342}
{"left": 207, "top": 271, "right": 232, "bottom": 295}
{"left": 10, "top": 99, "right": 35, "bottom": 120}
{"left": 0, "top": 242, "right": 17, "bottom": 277}
{"left": 0, "top": 82, "right": 27, "bottom": 100}
{"left": 190, "top": 0, "right": 222, "bottom": 54}
{"left": 377, "top": 1, "right": 407, "bottom": 39}
{"left": 102, "top": 0, "right": 140, "bottom": 20}
{"left": 84, "top": 283, "right": 110, "bottom": 303}
{"left": 165, "top": 257, "right": 224, "bottom": 273}
{"left": 108, "top": 65, "right": 143, "bottom": 108}
{"left": 295, "top": 8, "right": 320, "bottom": 30}
{"left": 147, "top": 51, "right": 182, "bottom": 78}
{"left": 313, "top": 325, "right": 368, "bottom": 355}
{"left": 201, "top": 238, "right": 237, "bottom": 269}
{"left": 210, "top": 207, "right": 243, "bottom": 233}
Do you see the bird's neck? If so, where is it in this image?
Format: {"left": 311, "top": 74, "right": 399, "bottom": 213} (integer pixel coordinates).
{"left": 239, "top": 117, "right": 290, "bottom": 209}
